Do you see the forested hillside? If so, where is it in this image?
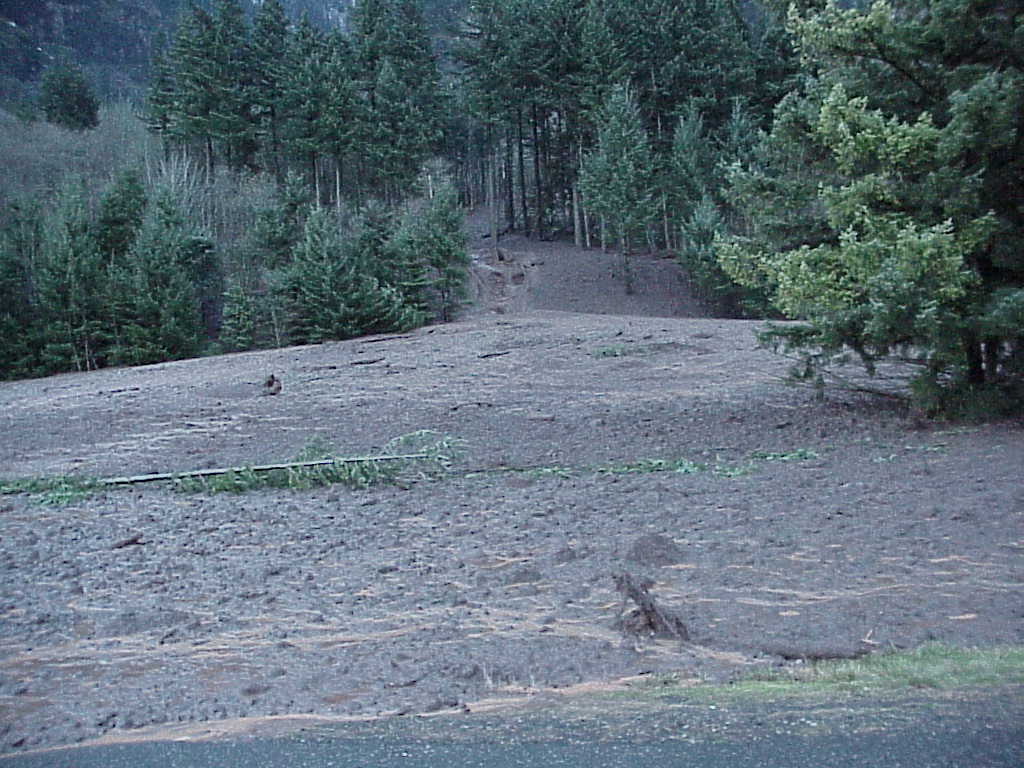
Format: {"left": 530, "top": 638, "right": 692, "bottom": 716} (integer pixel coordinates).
{"left": 0, "top": 0, "right": 465, "bottom": 103}
{"left": 0, "top": 0, "right": 1021, "bottom": 415}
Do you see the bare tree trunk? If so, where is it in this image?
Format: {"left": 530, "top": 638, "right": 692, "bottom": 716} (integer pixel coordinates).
{"left": 622, "top": 229, "right": 634, "bottom": 295}
{"left": 335, "top": 162, "right": 342, "bottom": 212}
{"left": 517, "top": 109, "right": 529, "bottom": 236}
{"left": 313, "top": 155, "right": 321, "bottom": 208}
{"left": 504, "top": 124, "right": 515, "bottom": 231}
{"left": 205, "top": 136, "right": 214, "bottom": 183}
{"left": 573, "top": 184, "right": 583, "bottom": 247}
{"left": 662, "top": 194, "right": 671, "bottom": 251}
{"left": 532, "top": 103, "right": 544, "bottom": 238}
{"left": 489, "top": 152, "right": 498, "bottom": 252}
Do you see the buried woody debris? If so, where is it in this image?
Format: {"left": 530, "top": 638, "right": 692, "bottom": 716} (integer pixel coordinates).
{"left": 613, "top": 571, "right": 690, "bottom": 643}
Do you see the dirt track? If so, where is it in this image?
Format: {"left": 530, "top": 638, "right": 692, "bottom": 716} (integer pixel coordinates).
{"left": 0, "top": 231, "right": 1022, "bottom": 754}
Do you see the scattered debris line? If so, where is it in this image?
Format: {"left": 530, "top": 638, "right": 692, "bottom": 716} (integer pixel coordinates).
{"left": 100, "top": 454, "right": 432, "bottom": 486}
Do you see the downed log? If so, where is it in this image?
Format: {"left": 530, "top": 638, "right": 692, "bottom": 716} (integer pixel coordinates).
{"left": 613, "top": 571, "right": 689, "bottom": 642}
{"left": 100, "top": 453, "right": 431, "bottom": 486}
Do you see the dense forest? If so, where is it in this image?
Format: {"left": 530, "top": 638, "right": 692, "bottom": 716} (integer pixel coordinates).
{"left": 0, "top": 0, "right": 1021, "bottom": 415}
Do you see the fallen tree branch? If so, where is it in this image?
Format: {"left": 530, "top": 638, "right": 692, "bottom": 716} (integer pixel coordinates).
{"left": 100, "top": 454, "right": 432, "bottom": 486}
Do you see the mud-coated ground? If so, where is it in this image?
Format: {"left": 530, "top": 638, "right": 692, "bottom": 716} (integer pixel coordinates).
{"left": 0, "top": 225, "right": 1022, "bottom": 755}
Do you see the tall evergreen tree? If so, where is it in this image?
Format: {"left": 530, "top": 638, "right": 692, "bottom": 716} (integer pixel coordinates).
{"left": 34, "top": 182, "right": 109, "bottom": 373}
{"left": 96, "top": 170, "right": 148, "bottom": 262}
{"left": 0, "top": 201, "right": 44, "bottom": 379}
{"left": 108, "top": 192, "right": 210, "bottom": 366}
{"left": 281, "top": 14, "right": 329, "bottom": 197}
{"left": 579, "top": 84, "right": 655, "bottom": 292}
{"left": 318, "top": 31, "right": 362, "bottom": 204}
{"left": 250, "top": 0, "right": 291, "bottom": 175}
{"left": 350, "top": 0, "right": 446, "bottom": 200}
{"left": 391, "top": 185, "right": 470, "bottom": 321}
{"left": 167, "top": 4, "right": 219, "bottom": 175}
{"left": 283, "top": 208, "right": 421, "bottom": 343}
{"left": 209, "top": 0, "right": 258, "bottom": 170}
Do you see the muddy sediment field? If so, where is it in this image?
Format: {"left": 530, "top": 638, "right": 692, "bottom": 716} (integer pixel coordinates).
{"left": 1, "top": 243, "right": 1022, "bottom": 754}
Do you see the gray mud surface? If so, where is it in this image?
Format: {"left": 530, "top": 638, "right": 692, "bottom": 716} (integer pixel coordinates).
{"left": 1, "top": 227, "right": 1022, "bottom": 754}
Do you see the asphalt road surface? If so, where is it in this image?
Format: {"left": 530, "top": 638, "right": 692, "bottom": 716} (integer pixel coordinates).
{"left": 3, "top": 728, "right": 1023, "bottom": 768}
{"left": 4, "top": 694, "right": 1022, "bottom": 768}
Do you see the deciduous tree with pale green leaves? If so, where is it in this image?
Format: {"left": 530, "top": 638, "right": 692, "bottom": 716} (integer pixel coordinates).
{"left": 718, "top": 0, "right": 1023, "bottom": 414}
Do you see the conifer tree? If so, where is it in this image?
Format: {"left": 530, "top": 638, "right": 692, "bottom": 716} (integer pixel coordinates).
{"left": 350, "top": 0, "right": 445, "bottom": 201}
{"left": 34, "top": 183, "right": 109, "bottom": 372}
{"left": 39, "top": 62, "right": 100, "bottom": 131}
{"left": 167, "top": 4, "right": 219, "bottom": 175}
{"left": 718, "top": 0, "right": 1024, "bottom": 412}
{"left": 577, "top": 0, "right": 628, "bottom": 127}
{"left": 145, "top": 34, "right": 178, "bottom": 141}
{"left": 250, "top": 0, "right": 291, "bottom": 175}
{"left": 392, "top": 184, "right": 470, "bottom": 321}
{"left": 218, "top": 281, "right": 258, "bottom": 352}
{"left": 281, "top": 14, "right": 329, "bottom": 197}
{"left": 0, "top": 201, "right": 44, "bottom": 379}
{"left": 107, "top": 192, "right": 209, "bottom": 366}
{"left": 283, "top": 208, "right": 421, "bottom": 343}
{"left": 209, "top": 0, "right": 258, "bottom": 170}
{"left": 318, "top": 31, "right": 362, "bottom": 203}
{"left": 579, "top": 84, "right": 655, "bottom": 292}
{"left": 96, "top": 170, "right": 147, "bottom": 262}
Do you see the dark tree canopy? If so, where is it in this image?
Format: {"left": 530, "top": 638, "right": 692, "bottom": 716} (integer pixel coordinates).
{"left": 39, "top": 63, "right": 100, "bottom": 131}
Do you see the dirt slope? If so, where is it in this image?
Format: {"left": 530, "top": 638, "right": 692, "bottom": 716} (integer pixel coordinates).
{"left": 0, "top": 225, "right": 1021, "bottom": 754}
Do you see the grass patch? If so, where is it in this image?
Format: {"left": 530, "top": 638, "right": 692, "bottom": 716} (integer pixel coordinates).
{"left": 479, "top": 448, "right": 822, "bottom": 483}
{"left": 2, "top": 439, "right": 824, "bottom": 502}
{"left": 1, "top": 431, "right": 463, "bottom": 502}
{"left": 590, "top": 342, "right": 683, "bottom": 359}
{"left": 623, "top": 644, "right": 1024, "bottom": 703}
{"left": 175, "top": 431, "right": 463, "bottom": 494}
{"left": 598, "top": 458, "right": 705, "bottom": 475}
{"left": 749, "top": 448, "right": 819, "bottom": 462}
{"left": 775, "top": 644, "right": 1024, "bottom": 691}
{"left": 0, "top": 475, "right": 102, "bottom": 505}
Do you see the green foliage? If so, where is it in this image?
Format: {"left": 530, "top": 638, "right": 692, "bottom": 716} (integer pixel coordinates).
{"left": 39, "top": 63, "right": 100, "bottom": 131}
{"left": 349, "top": 0, "right": 446, "bottom": 200}
{"left": 0, "top": 199, "right": 43, "bottom": 377}
{"left": 106, "top": 191, "right": 211, "bottom": 366}
{"left": 391, "top": 184, "right": 471, "bottom": 321}
{"left": 175, "top": 458, "right": 402, "bottom": 493}
{"left": 679, "top": 194, "right": 729, "bottom": 300}
{"left": 175, "top": 431, "right": 462, "bottom": 493}
{"left": 597, "top": 457, "right": 705, "bottom": 475}
{"left": 457, "top": 0, "right": 787, "bottom": 242}
{"left": 0, "top": 474, "right": 102, "bottom": 505}
{"left": 282, "top": 207, "right": 424, "bottom": 344}
{"left": 96, "top": 169, "right": 147, "bottom": 261}
{"left": 742, "top": 643, "right": 1024, "bottom": 692}
{"left": 218, "top": 281, "right": 258, "bottom": 353}
{"left": 0, "top": 176, "right": 212, "bottom": 379}
{"left": 252, "top": 171, "right": 312, "bottom": 269}
{"left": 580, "top": 84, "right": 655, "bottom": 291}
{"left": 718, "top": 0, "right": 1024, "bottom": 413}
{"left": 146, "top": 0, "right": 445, "bottom": 204}
{"left": 32, "top": 182, "right": 109, "bottom": 373}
